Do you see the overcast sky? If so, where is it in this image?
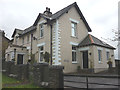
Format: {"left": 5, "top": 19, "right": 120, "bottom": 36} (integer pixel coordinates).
{"left": 0, "top": 0, "right": 119, "bottom": 58}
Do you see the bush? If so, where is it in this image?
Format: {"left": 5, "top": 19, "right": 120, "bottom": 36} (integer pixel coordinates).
{"left": 43, "top": 52, "right": 50, "bottom": 63}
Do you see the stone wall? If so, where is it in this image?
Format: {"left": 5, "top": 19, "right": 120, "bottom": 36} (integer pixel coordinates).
{"left": 2, "top": 61, "right": 64, "bottom": 88}
{"left": 2, "top": 61, "right": 29, "bottom": 80}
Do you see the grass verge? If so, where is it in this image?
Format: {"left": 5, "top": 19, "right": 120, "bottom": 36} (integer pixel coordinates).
{"left": 2, "top": 74, "right": 40, "bottom": 88}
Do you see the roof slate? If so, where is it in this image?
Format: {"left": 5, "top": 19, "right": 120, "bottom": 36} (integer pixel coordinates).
{"left": 21, "top": 26, "right": 36, "bottom": 36}
{"left": 78, "top": 34, "right": 115, "bottom": 49}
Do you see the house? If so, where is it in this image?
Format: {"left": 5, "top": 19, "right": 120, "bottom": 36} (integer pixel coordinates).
{"left": 5, "top": 2, "right": 115, "bottom": 73}
{"left": 0, "top": 30, "right": 10, "bottom": 61}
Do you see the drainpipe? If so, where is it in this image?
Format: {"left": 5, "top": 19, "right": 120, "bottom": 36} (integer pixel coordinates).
{"left": 14, "top": 48, "right": 16, "bottom": 62}
{"left": 31, "top": 34, "right": 33, "bottom": 61}
{"left": 50, "top": 24, "right": 52, "bottom": 65}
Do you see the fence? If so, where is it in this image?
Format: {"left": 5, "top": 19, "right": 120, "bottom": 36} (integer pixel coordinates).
{"left": 64, "top": 74, "right": 120, "bottom": 89}
{"left": 2, "top": 61, "right": 64, "bottom": 88}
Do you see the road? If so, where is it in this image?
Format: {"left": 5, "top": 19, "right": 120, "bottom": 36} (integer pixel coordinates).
{"left": 64, "top": 75, "right": 120, "bottom": 89}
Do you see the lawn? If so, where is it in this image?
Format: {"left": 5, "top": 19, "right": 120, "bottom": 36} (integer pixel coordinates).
{"left": 2, "top": 74, "right": 20, "bottom": 84}
{"left": 2, "top": 74, "right": 40, "bottom": 88}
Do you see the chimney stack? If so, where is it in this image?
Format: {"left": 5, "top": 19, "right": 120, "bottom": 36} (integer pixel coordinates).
{"left": 43, "top": 7, "right": 52, "bottom": 17}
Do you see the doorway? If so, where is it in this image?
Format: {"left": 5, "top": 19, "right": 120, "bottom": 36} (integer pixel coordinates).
{"left": 82, "top": 51, "right": 88, "bottom": 68}
{"left": 17, "top": 54, "right": 24, "bottom": 64}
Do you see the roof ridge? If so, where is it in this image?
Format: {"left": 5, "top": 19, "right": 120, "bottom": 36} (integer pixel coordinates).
{"left": 52, "top": 2, "right": 76, "bottom": 16}
{"left": 90, "top": 34, "right": 108, "bottom": 44}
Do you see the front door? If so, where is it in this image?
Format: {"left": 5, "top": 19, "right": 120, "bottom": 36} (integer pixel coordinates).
{"left": 83, "top": 51, "right": 88, "bottom": 68}
{"left": 17, "top": 54, "right": 23, "bottom": 64}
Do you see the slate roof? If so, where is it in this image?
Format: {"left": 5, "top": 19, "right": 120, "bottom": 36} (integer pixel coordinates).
{"left": 20, "top": 26, "right": 36, "bottom": 37}
{"left": 12, "top": 26, "right": 36, "bottom": 38}
{"left": 33, "top": 2, "right": 92, "bottom": 32}
{"left": 78, "top": 34, "right": 115, "bottom": 49}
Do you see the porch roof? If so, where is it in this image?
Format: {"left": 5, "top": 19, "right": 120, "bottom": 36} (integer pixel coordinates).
{"left": 78, "top": 34, "right": 115, "bottom": 49}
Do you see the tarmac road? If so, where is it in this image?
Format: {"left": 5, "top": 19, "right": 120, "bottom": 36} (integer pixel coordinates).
{"left": 64, "top": 75, "right": 120, "bottom": 89}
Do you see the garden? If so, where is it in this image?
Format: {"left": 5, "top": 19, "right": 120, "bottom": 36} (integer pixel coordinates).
{"left": 2, "top": 74, "right": 40, "bottom": 88}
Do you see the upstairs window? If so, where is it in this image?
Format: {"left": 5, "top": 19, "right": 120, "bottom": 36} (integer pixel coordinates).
{"left": 71, "top": 22, "right": 77, "bottom": 37}
{"left": 72, "top": 45, "right": 77, "bottom": 62}
{"left": 106, "top": 52, "right": 110, "bottom": 60}
{"left": 27, "top": 35, "right": 29, "bottom": 43}
{"left": 98, "top": 50, "right": 102, "bottom": 62}
{"left": 40, "top": 24, "right": 44, "bottom": 37}
{"left": 15, "top": 37, "right": 17, "bottom": 44}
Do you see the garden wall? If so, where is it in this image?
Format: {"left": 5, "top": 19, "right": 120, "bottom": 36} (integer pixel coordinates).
{"left": 2, "top": 61, "right": 64, "bottom": 88}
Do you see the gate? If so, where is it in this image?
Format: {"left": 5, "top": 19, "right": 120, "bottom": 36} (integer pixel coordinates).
{"left": 64, "top": 74, "right": 120, "bottom": 89}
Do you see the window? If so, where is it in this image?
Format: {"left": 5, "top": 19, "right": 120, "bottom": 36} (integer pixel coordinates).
{"left": 27, "top": 35, "right": 29, "bottom": 43}
{"left": 39, "top": 46, "right": 44, "bottom": 62}
{"left": 22, "top": 37, "right": 24, "bottom": 45}
{"left": 15, "top": 36, "right": 17, "bottom": 44}
{"left": 40, "top": 24, "right": 44, "bottom": 37}
{"left": 11, "top": 52, "right": 14, "bottom": 60}
{"left": 106, "top": 52, "right": 110, "bottom": 60}
{"left": 72, "top": 45, "right": 77, "bottom": 62}
{"left": 71, "top": 22, "right": 77, "bottom": 37}
{"left": 98, "top": 50, "right": 102, "bottom": 62}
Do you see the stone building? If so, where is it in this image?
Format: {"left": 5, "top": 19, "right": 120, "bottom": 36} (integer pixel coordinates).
{"left": 5, "top": 2, "right": 115, "bottom": 73}
{"left": 0, "top": 30, "right": 10, "bottom": 60}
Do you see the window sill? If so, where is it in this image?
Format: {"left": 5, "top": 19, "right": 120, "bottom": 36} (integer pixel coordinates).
{"left": 38, "top": 36, "right": 44, "bottom": 40}
{"left": 38, "top": 37, "right": 44, "bottom": 40}
{"left": 98, "top": 61, "right": 103, "bottom": 64}
{"left": 72, "top": 61, "right": 78, "bottom": 64}
{"left": 71, "top": 36, "right": 78, "bottom": 39}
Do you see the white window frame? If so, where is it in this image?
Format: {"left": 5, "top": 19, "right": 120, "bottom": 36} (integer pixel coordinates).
{"left": 71, "top": 22, "right": 77, "bottom": 37}
{"left": 27, "top": 35, "right": 29, "bottom": 43}
{"left": 106, "top": 51, "right": 110, "bottom": 60}
{"left": 11, "top": 52, "right": 14, "bottom": 60}
{"left": 27, "top": 47, "right": 31, "bottom": 59}
{"left": 39, "top": 24, "right": 44, "bottom": 38}
{"left": 72, "top": 45, "right": 77, "bottom": 63}
{"left": 70, "top": 42, "right": 78, "bottom": 46}
{"left": 39, "top": 46, "right": 44, "bottom": 62}
{"left": 15, "top": 37, "right": 17, "bottom": 44}
{"left": 69, "top": 18, "right": 79, "bottom": 23}
{"left": 98, "top": 49, "right": 102, "bottom": 63}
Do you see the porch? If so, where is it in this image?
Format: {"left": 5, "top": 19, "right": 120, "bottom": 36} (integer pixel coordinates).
{"left": 5, "top": 44, "right": 28, "bottom": 64}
